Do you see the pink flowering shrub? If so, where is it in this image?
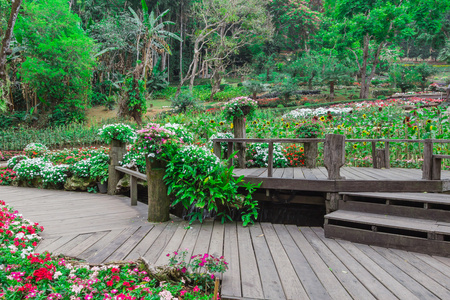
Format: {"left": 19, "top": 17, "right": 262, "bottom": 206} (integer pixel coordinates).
{"left": 0, "top": 200, "right": 219, "bottom": 299}
{"left": 135, "top": 123, "right": 182, "bottom": 162}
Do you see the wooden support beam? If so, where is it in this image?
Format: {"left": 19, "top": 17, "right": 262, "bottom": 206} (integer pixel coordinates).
{"left": 213, "top": 141, "right": 221, "bottom": 159}
{"left": 422, "top": 139, "right": 433, "bottom": 180}
{"left": 432, "top": 157, "right": 442, "bottom": 180}
{"left": 304, "top": 141, "right": 318, "bottom": 168}
{"left": 227, "top": 142, "right": 234, "bottom": 168}
{"left": 108, "top": 139, "right": 127, "bottom": 195}
{"left": 233, "top": 117, "right": 246, "bottom": 168}
{"left": 371, "top": 141, "right": 378, "bottom": 169}
{"left": 384, "top": 142, "right": 391, "bottom": 169}
{"left": 146, "top": 158, "right": 170, "bottom": 222}
{"left": 324, "top": 134, "right": 346, "bottom": 180}
{"left": 268, "top": 142, "right": 273, "bottom": 178}
{"left": 130, "top": 176, "right": 138, "bottom": 206}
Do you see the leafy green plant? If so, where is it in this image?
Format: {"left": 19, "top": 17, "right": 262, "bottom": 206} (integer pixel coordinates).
{"left": 13, "top": 158, "right": 48, "bottom": 182}
{"left": 170, "top": 92, "right": 198, "bottom": 113}
{"left": 89, "top": 152, "right": 109, "bottom": 184}
{"left": 295, "top": 122, "right": 323, "bottom": 138}
{"left": 164, "top": 123, "right": 194, "bottom": 144}
{"left": 247, "top": 143, "right": 288, "bottom": 168}
{"left": 71, "top": 159, "right": 91, "bottom": 178}
{"left": 41, "top": 164, "right": 69, "bottom": 186}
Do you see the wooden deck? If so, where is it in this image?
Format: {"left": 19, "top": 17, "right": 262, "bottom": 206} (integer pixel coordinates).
{"left": 234, "top": 166, "right": 450, "bottom": 192}
{"left": 2, "top": 186, "right": 450, "bottom": 299}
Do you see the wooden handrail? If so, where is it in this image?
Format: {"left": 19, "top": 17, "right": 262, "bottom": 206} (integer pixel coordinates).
{"left": 115, "top": 166, "right": 147, "bottom": 206}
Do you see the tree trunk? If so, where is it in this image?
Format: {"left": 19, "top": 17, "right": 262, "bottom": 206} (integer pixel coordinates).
{"left": 179, "top": 1, "right": 184, "bottom": 82}
{"left": 359, "top": 34, "right": 370, "bottom": 99}
{"left": 308, "top": 76, "right": 314, "bottom": 90}
{"left": 0, "top": 0, "right": 23, "bottom": 108}
{"left": 188, "top": 41, "right": 201, "bottom": 91}
{"left": 253, "top": 91, "right": 257, "bottom": 100}
{"left": 329, "top": 81, "right": 335, "bottom": 102}
{"left": 209, "top": 67, "right": 221, "bottom": 102}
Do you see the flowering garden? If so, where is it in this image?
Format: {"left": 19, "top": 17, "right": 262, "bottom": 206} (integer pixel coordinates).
{"left": 0, "top": 200, "right": 226, "bottom": 299}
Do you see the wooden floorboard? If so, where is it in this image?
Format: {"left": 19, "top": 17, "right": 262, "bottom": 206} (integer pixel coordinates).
{"left": 3, "top": 186, "right": 450, "bottom": 300}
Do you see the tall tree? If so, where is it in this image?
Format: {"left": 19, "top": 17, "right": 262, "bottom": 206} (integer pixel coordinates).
{"left": 325, "top": 0, "right": 414, "bottom": 99}
{"left": 0, "top": 0, "right": 22, "bottom": 111}
{"left": 178, "top": 0, "right": 272, "bottom": 99}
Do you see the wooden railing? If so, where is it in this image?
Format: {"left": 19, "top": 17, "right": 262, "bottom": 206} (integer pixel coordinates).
{"left": 115, "top": 166, "right": 147, "bottom": 206}
{"left": 212, "top": 135, "right": 450, "bottom": 181}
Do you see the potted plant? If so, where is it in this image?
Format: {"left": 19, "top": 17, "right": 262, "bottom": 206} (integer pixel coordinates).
{"left": 98, "top": 123, "right": 137, "bottom": 144}
{"left": 89, "top": 152, "right": 110, "bottom": 193}
{"left": 295, "top": 122, "right": 323, "bottom": 138}
{"left": 223, "top": 96, "right": 258, "bottom": 120}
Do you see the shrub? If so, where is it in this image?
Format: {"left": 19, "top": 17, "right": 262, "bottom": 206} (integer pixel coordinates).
{"left": 247, "top": 143, "right": 288, "bottom": 168}
{"left": 0, "top": 169, "right": 17, "bottom": 185}
{"left": 170, "top": 92, "right": 198, "bottom": 113}
{"left": 98, "top": 123, "right": 137, "bottom": 144}
{"left": 164, "top": 123, "right": 194, "bottom": 144}
{"left": 41, "top": 164, "right": 69, "bottom": 185}
{"left": 24, "top": 143, "right": 48, "bottom": 158}
{"left": 7, "top": 155, "right": 28, "bottom": 169}
{"left": 71, "top": 159, "right": 91, "bottom": 178}
{"left": 14, "top": 158, "right": 49, "bottom": 181}
{"left": 89, "top": 152, "right": 109, "bottom": 183}
{"left": 295, "top": 122, "right": 323, "bottom": 138}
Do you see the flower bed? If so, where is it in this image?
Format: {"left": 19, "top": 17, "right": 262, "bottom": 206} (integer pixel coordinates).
{"left": 0, "top": 200, "right": 224, "bottom": 299}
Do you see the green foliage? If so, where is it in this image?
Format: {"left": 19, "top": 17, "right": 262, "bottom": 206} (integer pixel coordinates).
{"left": 6, "top": 155, "right": 27, "bottom": 169}
{"left": 24, "top": 143, "right": 48, "bottom": 158}
{"left": 71, "top": 159, "right": 91, "bottom": 178}
{"left": 389, "top": 64, "right": 419, "bottom": 93}
{"left": 242, "top": 80, "right": 267, "bottom": 99}
{"left": 89, "top": 152, "right": 109, "bottom": 183}
{"left": 0, "top": 124, "right": 103, "bottom": 151}
{"left": 164, "top": 145, "right": 259, "bottom": 224}
{"left": 295, "top": 122, "right": 324, "bottom": 138}
{"left": 170, "top": 92, "right": 198, "bottom": 113}
{"left": 414, "top": 63, "right": 436, "bottom": 91}
{"left": 247, "top": 143, "right": 288, "bottom": 168}
{"left": 15, "top": 0, "right": 96, "bottom": 120}
{"left": 123, "top": 76, "right": 147, "bottom": 121}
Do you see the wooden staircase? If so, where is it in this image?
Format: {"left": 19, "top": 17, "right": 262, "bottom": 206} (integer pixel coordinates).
{"left": 324, "top": 192, "right": 450, "bottom": 257}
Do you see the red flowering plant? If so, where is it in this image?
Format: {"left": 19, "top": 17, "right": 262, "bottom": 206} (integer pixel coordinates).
{"left": 45, "top": 147, "right": 109, "bottom": 165}
{"left": 283, "top": 144, "right": 305, "bottom": 167}
{"left": 0, "top": 200, "right": 221, "bottom": 299}
{"left": 167, "top": 249, "right": 228, "bottom": 295}
{"left": 0, "top": 169, "right": 17, "bottom": 185}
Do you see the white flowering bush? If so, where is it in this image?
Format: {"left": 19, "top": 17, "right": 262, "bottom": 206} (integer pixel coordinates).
{"left": 121, "top": 147, "right": 146, "bottom": 173}
{"left": 223, "top": 96, "right": 258, "bottom": 120}
{"left": 7, "top": 155, "right": 28, "bottom": 169}
{"left": 164, "top": 123, "right": 194, "bottom": 144}
{"left": 247, "top": 143, "right": 288, "bottom": 168}
{"left": 71, "top": 159, "right": 91, "bottom": 178}
{"left": 98, "top": 123, "right": 137, "bottom": 144}
{"left": 208, "top": 132, "right": 234, "bottom": 153}
{"left": 24, "top": 143, "right": 48, "bottom": 158}
{"left": 41, "top": 164, "right": 69, "bottom": 184}
{"left": 283, "top": 107, "right": 353, "bottom": 118}
{"left": 13, "top": 158, "right": 50, "bottom": 181}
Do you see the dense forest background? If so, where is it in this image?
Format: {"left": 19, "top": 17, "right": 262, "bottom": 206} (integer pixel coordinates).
{"left": 1, "top": 0, "right": 450, "bottom": 125}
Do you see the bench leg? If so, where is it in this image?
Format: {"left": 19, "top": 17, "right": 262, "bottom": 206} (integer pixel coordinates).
{"left": 130, "top": 176, "right": 138, "bottom": 206}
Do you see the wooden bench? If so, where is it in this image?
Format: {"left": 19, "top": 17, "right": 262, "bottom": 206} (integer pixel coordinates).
{"left": 115, "top": 166, "right": 147, "bottom": 206}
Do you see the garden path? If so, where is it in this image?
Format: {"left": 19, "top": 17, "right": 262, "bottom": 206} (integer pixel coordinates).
{"left": 2, "top": 186, "right": 450, "bottom": 300}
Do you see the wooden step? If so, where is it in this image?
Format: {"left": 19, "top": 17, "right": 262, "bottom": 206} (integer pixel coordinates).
{"left": 324, "top": 211, "right": 450, "bottom": 257}
{"left": 339, "top": 192, "right": 450, "bottom": 222}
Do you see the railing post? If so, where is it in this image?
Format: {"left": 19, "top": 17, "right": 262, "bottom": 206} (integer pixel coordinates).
{"left": 130, "top": 176, "right": 138, "bottom": 206}
{"left": 268, "top": 142, "right": 273, "bottom": 177}
{"left": 371, "top": 141, "right": 378, "bottom": 168}
{"left": 213, "top": 141, "right": 221, "bottom": 159}
{"left": 324, "top": 134, "right": 346, "bottom": 180}
{"left": 304, "top": 140, "right": 318, "bottom": 168}
{"left": 108, "top": 139, "right": 127, "bottom": 195}
{"left": 432, "top": 157, "right": 442, "bottom": 180}
{"left": 384, "top": 142, "right": 390, "bottom": 169}
{"left": 233, "top": 116, "right": 246, "bottom": 168}
{"left": 146, "top": 157, "right": 170, "bottom": 222}
{"left": 227, "top": 142, "right": 234, "bottom": 168}
{"left": 422, "top": 139, "right": 433, "bottom": 180}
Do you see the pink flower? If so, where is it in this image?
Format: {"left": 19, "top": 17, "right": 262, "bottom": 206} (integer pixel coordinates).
{"left": 193, "top": 286, "right": 200, "bottom": 293}
{"left": 180, "top": 290, "right": 187, "bottom": 296}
